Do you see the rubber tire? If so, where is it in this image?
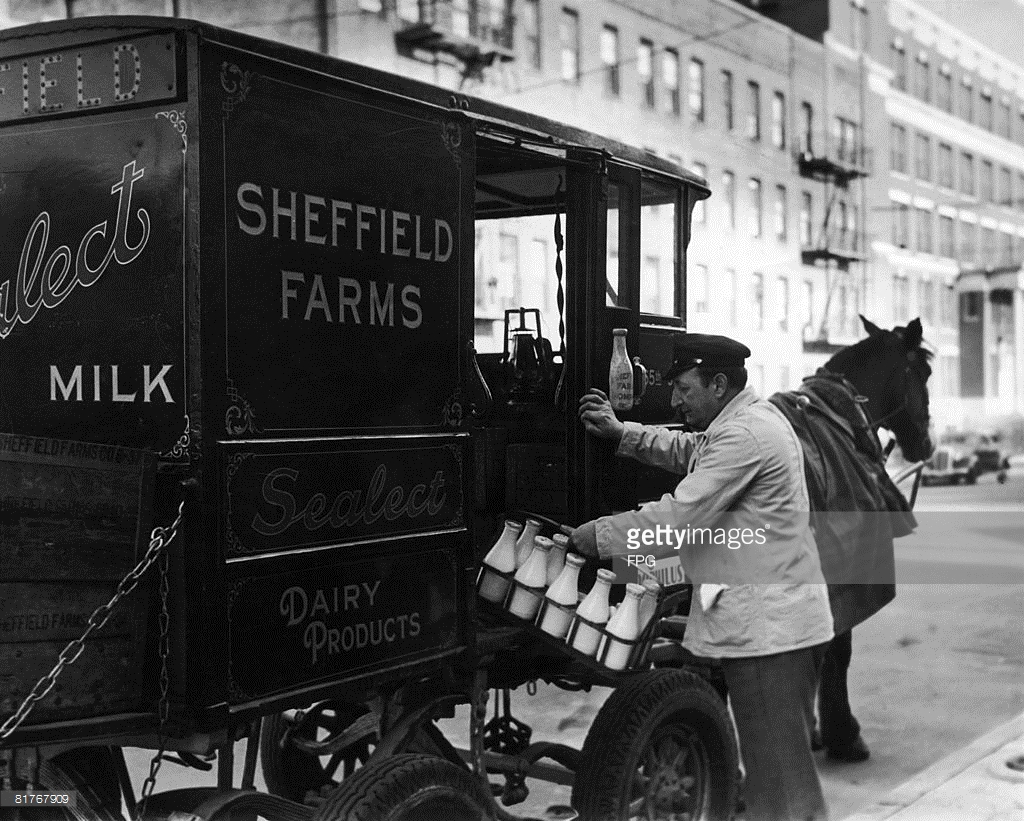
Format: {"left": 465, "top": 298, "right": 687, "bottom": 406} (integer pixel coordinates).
{"left": 10, "top": 747, "right": 124, "bottom": 821}
{"left": 965, "top": 470, "right": 977, "bottom": 485}
{"left": 311, "top": 753, "right": 494, "bottom": 821}
{"left": 260, "top": 704, "right": 376, "bottom": 803}
{"left": 572, "top": 669, "right": 739, "bottom": 821}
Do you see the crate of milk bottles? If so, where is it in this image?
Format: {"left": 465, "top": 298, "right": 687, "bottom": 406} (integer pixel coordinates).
{"left": 476, "top": 517, "right": 663, "bottom": 674}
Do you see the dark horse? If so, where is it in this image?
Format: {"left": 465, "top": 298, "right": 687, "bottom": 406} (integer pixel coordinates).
{"left": 770, "top": 315, "right": 934, "bottom": 761}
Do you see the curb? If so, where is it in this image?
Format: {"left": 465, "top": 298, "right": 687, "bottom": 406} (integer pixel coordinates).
{"left": 841, "top": 711, "right": 1024, "bottom": 821}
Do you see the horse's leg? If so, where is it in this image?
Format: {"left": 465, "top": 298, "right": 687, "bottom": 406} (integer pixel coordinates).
{"left": 819, "top": 630, "right": 870, "bottom": 761}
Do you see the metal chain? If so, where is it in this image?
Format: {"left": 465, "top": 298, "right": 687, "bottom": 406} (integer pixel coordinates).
{"left": 135, "top": 547, "right": 172, "bottom": 821}
{"left": 0, "top": 500, "right": 185, "bottom": 743}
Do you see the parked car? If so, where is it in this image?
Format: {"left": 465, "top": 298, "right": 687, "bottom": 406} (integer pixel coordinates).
{"left": 921, "top": 445, "right": 979, "bottom": 486}
{"left": 938, "top": 433, "right": 1009, "bottom": 484}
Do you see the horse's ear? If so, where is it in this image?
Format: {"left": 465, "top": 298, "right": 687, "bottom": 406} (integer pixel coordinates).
{"left": 860, "top": 315, "right": 883, "bottom": 337}
{"left": 904, "top": 318, "right": 923, "bottom": 348}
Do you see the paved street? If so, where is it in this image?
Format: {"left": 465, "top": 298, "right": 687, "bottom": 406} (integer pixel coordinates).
{"left": 123, "top": 474, "right": 1024, "bottom": 819}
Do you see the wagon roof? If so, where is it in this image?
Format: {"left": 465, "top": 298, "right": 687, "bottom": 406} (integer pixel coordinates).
{"left": 0, "top": 15, "right": 710, "bottom": 198}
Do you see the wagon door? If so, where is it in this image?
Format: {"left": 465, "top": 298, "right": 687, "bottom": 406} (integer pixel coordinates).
{"left": 568, "top": 159, "right": 696, "bottom": 524}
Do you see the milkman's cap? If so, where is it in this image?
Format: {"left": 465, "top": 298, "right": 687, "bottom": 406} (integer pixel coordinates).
{"left": 663, "top": 333, "right": 751, "bottom": 381}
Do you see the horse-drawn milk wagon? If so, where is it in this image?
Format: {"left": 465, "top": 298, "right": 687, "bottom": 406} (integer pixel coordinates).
{"left": 0, "top": 15, "right": 748, "bottom": 820}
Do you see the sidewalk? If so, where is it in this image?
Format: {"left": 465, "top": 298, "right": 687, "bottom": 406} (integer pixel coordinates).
{"left": 842, "top": 711, "right": 1024, "bottom": 821}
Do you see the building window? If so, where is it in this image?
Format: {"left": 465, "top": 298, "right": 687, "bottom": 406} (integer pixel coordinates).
{"left": 692, "top": 263, "right": 709, "bottom": 314}
{"left": 359, "top": 0, "right": 384, "bottom": 12}
{"left": 1002, "top": 231, "right": 1015, "bottom": 265}
{"left": 777, "top": 276, "right": 789, "bottom": 332}
{"left": 722, "top": 69, "right": 734, "bottom": 131}
{"left": 835, "top": 117, "right": 857, "bottom": 164}
{"left": 939, "top": 214, "right": 955, "bottom": 258}
{"left": 891, "top": 39, "right": 907, "bottom": 90}
{"left": 914, "top": 52, "right": 930, "bottom": 102}
{"left": 962, "top": 291, "right": 981, "bottom": 322}
{"left": 914, "top": 132, "right": 931, "bottom": 181}
{"left": 960, "top": 219, "right": 977, "bottom": 262}
{"left": 848, "top": 203, "right": 859, "bottom": 251}
{"left": 980, "top": 88, "right": 994, "bottom": 131}
{"left": 559, "top": 8, "right": 579, "bottom": 83}
{"left": 940, "top": 284, "right": 956, "bottom": 328}
{"left": 960, "top": 152, "right": 975, "bottom": 196}
{"left": 638, "top": 39, "right": 655, "bottom": 108}
{"left": 837, "top": 200, "right": 849, "bottom": 249}
{"left": 999, "top": 166, "right": 1012, "bottom": 207}
{"left": 751, "top": 273, "right": 764, "bottom": 331}
{"left": 938, "top": 142, "right": 953, "bottom": 188}
{"left": 893, "top": 275, "right": 909, "bottom": 322}
{"left": 747, "top": 81, "right": 761, "bottom": 141}
{"left": 686, "top": 58, "right": 704, "bottom": 123}
{"left": 919, "top": 278, "right": 935, "bottom": 326}
{"left": 915, "top": 207, "right": 933, "bottom": 254}
{"left": 800, "top": 191, "right": 813, "bottom": 247}
{"left": 800, "top": 101, "right": 813, "bottom": 153}
{"left": 937, "top": 65, "right": 953, "bottom": 112}
{"left": 722, "top": 170, "right": 736, "bottom": 229}
{"left": 999, "top": 96, "right": 1012, "bottom": 138}
{"left": 748, "top": 177, "right": 762, "bottom": 238}
{"left": 774, "top": 185, "right": 787, "bottom": 241}
{"left": 726, "top": 268, "right": 737, "bottom": 327}
{"left": 891, "top": 123, "right": 907, "bottom": 173}
{"left": 960, "top": 75, "right": 974, "bottom": 122}
{"left": 522, "top": 0, "right": 541, "bottom": 69}
{"left": 601, "top": 25, "right": 620, "bottom": 96}
{"left": 691, "top": 162, "right": 707, "bottom": 224}
{"left": 980, "top": 159, "right": 994, "bottom": 202}
{"left": 663, "top": 49, "right": 680, "bottom": 115}
{"left": 982, "top": 226, "right": 996, "bottom": 264}
{"left": 892, "top": 202, "right": 910, "bottom": 248}
{"left": 804, "top": 280, "right": 815, "bottom": 335}
{"left": 771, "top": 91, "right": 786, "bottom": 149}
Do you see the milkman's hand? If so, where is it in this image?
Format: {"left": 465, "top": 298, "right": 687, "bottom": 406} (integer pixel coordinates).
{"left": 570, "top": 520, "right": 600, "bottom": 560}
{"left": 578, "top": 388, "right": 625, "bottom": 444}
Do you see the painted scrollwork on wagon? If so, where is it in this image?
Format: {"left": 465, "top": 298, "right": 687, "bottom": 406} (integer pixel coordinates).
{"left": 445, "top": 443, "right": 465, "bottom": 528}
{"left": 159, "top": 414, "right": 191, "bottom": 461}
{"left": 438, "top": 116, "right": 464, "bottom": 166}
{"left": 226, "top": 379, "right": 259, "bottom": 436}
{"left": 220, "top": 62, "right": 253, "bottom": 118}
{"left": 441, "top": 389, "right": 465, "bottom": 428}
{"left": 224, "top": 451, "right": 255, "bottom": 556}
{"left": 154, "top": 110, "right": 188, "bottom": 152}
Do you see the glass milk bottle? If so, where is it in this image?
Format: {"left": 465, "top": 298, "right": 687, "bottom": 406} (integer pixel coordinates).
{"left": 515, "top": 518, "right": 543, "bottom": 568}
{"left": 546, "top": 533, "right": 569, "bottom": 586}
{"left": 603, "top": 583, "right": 645, "bottom": 670}
{"left": 478, "top": 520, "right": 522, "bottom": 603}
{"left": 508, "top": 538, "right": 551, "bottom": 621}
{"left": 637, "top": 581, "right": 661, "bottom": 632}
{"left": 571, "top": 568, "right": 615, "bottom": 657}
{"left": 609, "top": 328, "right": 633, "bottom": 412}
{"left": 539, "top": 553, "right": 585, "bottom": 639}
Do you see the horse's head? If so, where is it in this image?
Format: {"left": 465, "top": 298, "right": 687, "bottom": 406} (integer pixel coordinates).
{"left": 828, "top": 316, "right": 934, "bottom": 462}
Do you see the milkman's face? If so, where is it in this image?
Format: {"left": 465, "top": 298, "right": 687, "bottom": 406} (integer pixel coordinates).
{"left": 670, "top": 367, "right": 724, "bottom": 431}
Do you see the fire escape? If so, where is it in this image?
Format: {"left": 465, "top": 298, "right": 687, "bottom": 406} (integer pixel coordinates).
{"left": 798, "top": 126, "right": 871, "bottom": 353}
{"left": 393, "top": 0, "right": 516, "bottom": 83}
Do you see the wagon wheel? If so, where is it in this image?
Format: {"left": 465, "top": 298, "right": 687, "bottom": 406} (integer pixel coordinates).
{"left": 260, "top": 702, "right": 378, "bottom": 803}
{"left": 0, "top": 746, "right": 124, "bottom": 821}
{"left": 311, "top": 753, "right": 494, "bottom": 821}
{"left": 572, "top": 669, "right": 738, "bottom": 821}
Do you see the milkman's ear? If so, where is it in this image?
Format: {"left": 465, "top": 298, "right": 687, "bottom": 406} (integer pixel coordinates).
{"left": 861, "top": 315, "right": 883, "bottom": 337}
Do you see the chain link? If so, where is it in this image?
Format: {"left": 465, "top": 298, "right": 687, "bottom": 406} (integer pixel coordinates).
{"left": 0, "top": 500, "right": 185, "bottom": 743}
{"left": 136, "top": 546, "right": 172, "bottom": 821}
